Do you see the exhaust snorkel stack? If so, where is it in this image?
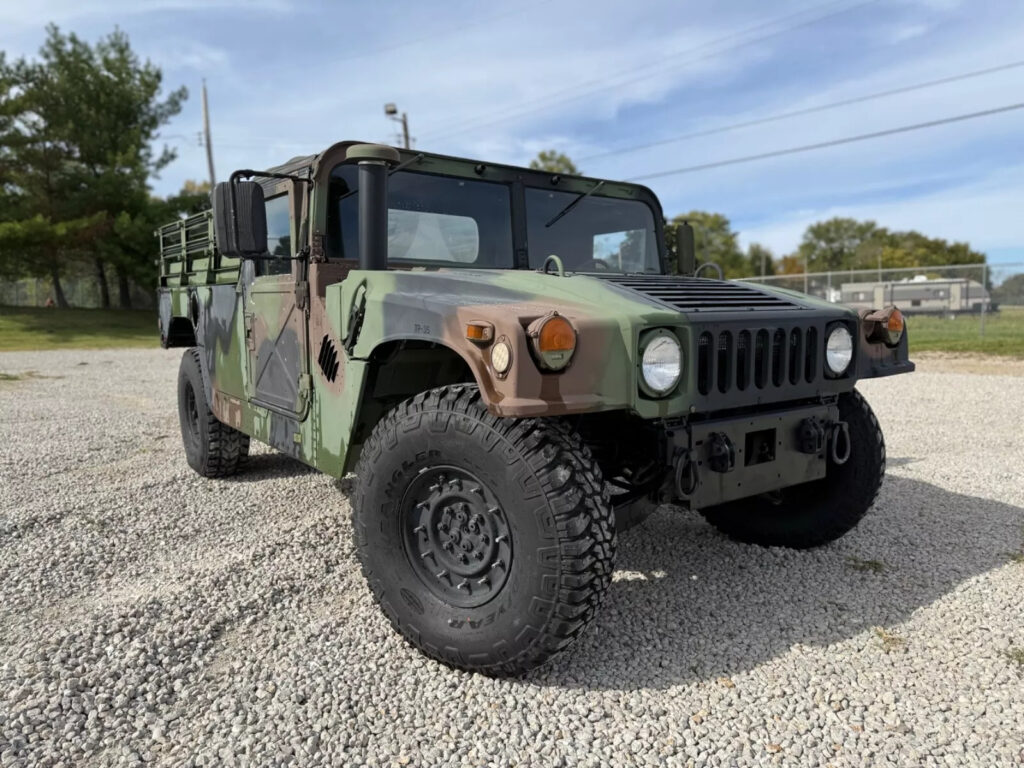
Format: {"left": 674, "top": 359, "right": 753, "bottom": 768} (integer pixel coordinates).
{"left": 346, "top": 143, "right": 401, "bottom": 271}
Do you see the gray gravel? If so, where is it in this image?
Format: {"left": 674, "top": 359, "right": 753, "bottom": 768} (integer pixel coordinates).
{"left": 1, "top": 348, "right": 1023, "bottom": 767}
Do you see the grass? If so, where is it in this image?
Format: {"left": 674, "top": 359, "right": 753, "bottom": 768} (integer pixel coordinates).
{"left": 0, "top": 306, "right": 156, "bottom": 351}
{"left": 907, "top": 305, "right": 1024, "bottom": 358}
{"left": 1, "top": 303, "right": 1021, "bottom": 356}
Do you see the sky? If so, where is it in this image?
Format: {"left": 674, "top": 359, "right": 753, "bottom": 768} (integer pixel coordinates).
{"left": 3, "top": 0, "right": 1023, "bottom": 266}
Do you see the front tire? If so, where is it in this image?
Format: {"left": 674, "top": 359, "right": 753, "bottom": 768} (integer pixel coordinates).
{"left": 177, "top": 348, "right": 250, "bottom": 478}
{"left": 351, "top": 385, "right": 616, "bottom": 675}
{"left": 699, "top": 389, "right": 884, "bottom": 549}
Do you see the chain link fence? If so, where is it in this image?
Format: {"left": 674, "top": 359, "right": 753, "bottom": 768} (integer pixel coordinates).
{"left": 0, "top": 276, "right": 155, "bottom": 309}
{"left": 738, "top": 262, "right": 1024, "bottom": 338}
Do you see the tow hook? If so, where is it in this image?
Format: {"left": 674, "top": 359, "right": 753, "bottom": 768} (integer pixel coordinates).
{"left": 830, "top": 421, "right": 851, "bottom": 465}
{"left": 797, "top": 417, "right": 827, "bottom": 454}
{"left": 674, "top": 449, "right": 698, "bottom": 498}
{"left": 707, "top": 432, "right": 736, "bottom": 473}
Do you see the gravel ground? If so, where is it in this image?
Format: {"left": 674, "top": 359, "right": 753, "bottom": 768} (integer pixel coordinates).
{"left": 1, "top": 348, "right": 1022, "bottom": 768}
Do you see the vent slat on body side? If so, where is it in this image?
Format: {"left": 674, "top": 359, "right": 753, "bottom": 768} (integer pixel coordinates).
{"left": 318, "top": 334, "right": 340, "bottom": 383}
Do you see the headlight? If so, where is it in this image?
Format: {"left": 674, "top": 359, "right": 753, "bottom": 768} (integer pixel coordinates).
{"left": 641, "top": 331, "right": 682, "bottom": 395}
{"left": 826, "top": 325, "right": 853, "bottom": 375}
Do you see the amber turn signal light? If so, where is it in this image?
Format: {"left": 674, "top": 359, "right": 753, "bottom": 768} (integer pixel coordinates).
{"left": 864, "top": 306, "right": 905, "bottom": 347}
{"left": 465, "top": 321, "right": 494, "bottom": 343}
{"left": 527, "top": 312, "right": 577, "bottom": 371}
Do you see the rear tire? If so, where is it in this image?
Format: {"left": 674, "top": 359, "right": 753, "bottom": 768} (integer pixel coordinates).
{"left": 351, "top": 384, "right": 616, "bottom": 675}
{"left": 177, "top": 348, "right": 250, "bottom": 478}
{"left": 699, "top": 389, "right": 884, "bottom": 549}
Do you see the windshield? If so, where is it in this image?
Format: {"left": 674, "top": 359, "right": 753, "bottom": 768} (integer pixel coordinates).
{"left": 327, "top": 165, "right": 514, "bottom": 267}
{"left": 525, "top": 187, "right": 662, "bottom": 274}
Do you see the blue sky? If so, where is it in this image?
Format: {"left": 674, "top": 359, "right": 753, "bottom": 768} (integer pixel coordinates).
{"left": 3, "top": 0, "right": 1023, "bottom": 265}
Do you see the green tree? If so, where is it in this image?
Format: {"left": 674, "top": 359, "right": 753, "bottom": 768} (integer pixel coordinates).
{"left": 792, "top": 217, "right": 985, "bottom": 276}
{"left": 666, "top": 211, "right": 747, "bottom": 278}
{"left": 529, "top": 150, "right": 580, "bottom": 175}
{"left": 108, "top": 181, "right": 211, "bottom": 294}
{"left": 992, "top": 273, "right": 1024, "bottom": 306}
{"left": 0, "top": 25, "right": 186, "bottom": 307}
{"left": 746, "top": 242, "right": 775, "bottom": 277}
{"left": 796, "top": 217, "right": 880, "bottom": 273}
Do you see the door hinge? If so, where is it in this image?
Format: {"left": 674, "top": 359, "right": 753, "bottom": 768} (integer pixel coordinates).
{"left": 243, "top": 313, "right": 255, "bottom": 351}
{"left": 298, "top": 373, "right": 312, "bottom": 401}
{"left": 295, "top": 281, "right": 309, "bottom": 311}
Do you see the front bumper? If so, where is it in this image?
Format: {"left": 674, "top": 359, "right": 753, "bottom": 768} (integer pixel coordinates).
{"left": 663, "top": 401, "right": 841, "bottom": 509}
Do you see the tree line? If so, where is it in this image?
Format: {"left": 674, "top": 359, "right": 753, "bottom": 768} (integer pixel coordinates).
{"left": 529, "top": 152, "right": 986, "bottom": 279}
{"left": 0, "top": 26, "right": 206, "bottom": 308}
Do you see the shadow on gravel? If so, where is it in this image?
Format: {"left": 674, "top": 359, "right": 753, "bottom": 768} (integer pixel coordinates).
{"left": 224, "top": 452, "right": 318, "bottom": 481}
{"left": 534, "top": 475, "right": 1023, "bottom": 690}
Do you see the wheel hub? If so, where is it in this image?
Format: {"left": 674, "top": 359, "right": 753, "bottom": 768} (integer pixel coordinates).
{"left": 185, "top": 383, "right": 201, "bottom": 442}
{"left": 401, "top": 467, "right": 512, "bottom": 608}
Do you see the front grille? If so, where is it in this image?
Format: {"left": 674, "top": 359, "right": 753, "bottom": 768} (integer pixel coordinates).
{"left": 599, "top": 274, "right": 801, "bottom": 312}
{"left": 697, "top": 323, "right": 822, "bottom": 396}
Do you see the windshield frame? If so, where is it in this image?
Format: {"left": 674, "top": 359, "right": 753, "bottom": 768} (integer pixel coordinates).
{"left": 312, "top": 144, "right": 669, "bottom": 274}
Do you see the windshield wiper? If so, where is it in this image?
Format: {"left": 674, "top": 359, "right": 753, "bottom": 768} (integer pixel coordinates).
{"left": 544, "top": 180, "right": 605, "bottom": 228}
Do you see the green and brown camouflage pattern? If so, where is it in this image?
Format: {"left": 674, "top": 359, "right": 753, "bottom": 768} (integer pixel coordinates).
{"left": 157, "top": 141, "right": 913, "bottom": 478}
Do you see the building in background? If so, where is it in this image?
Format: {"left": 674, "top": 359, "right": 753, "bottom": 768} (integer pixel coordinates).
{"left": 840, "top": 275, "right": 992, "bottom": 315}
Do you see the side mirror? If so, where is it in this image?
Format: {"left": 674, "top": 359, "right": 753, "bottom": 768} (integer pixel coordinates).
{"left": 212, "top": 180, "right": 267, "bottom": 258}
{"left": 675, "top": 222, "right": 696, "bottom": 276}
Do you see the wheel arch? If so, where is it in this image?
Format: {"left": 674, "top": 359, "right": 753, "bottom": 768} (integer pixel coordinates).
{"left": 343, "top": 338, "right": 483, "bottom": 472}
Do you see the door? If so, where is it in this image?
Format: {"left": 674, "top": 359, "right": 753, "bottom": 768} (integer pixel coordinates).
{"left": 243, "top": 183, "right": 310, "bottom": 417}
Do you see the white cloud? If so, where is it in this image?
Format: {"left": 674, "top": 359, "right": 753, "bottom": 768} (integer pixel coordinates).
{"left": 738, "top": 162, "right": 1024, "bottom": 258}
{"left": 886, "top": 23, "right": 931, "bottom": 43}
{"left": 148, "top": 40, "right": 228, "bottom": 72}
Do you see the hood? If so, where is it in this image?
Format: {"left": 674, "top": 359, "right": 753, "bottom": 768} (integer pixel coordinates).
{"left": 588, "top": 273, "right": 853, "bottom": 318}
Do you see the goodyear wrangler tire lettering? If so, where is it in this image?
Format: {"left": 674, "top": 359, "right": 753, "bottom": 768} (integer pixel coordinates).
{"left": 177, "top": 348, "right": 250, "bottom": 478}
{"left": 698, "top": 389, "right": 885, "bottom": 549}
{"left": 351, "top": 384, "right": 616, "bottom": 675}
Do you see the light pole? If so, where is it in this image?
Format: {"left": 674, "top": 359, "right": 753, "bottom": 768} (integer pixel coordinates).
{"left": 384, "top": 103, "right": 411, "bottom": 149}
{"left": 202, "top": 79, "right": 216, "bottom": 187}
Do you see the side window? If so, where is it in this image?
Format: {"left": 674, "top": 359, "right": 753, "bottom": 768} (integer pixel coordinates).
{"left": 261, "top": 193, "right": 292, "bottom": 276}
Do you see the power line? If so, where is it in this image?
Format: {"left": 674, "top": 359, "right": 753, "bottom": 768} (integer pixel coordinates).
{"left": 580, "top": 59, "right": 1024, "bottom": 162}
{"left": 626, "top": 101, "right": 1024, "bottom": 181}
{"left": 421, "top": 0, "right": 876, "bottom": 142}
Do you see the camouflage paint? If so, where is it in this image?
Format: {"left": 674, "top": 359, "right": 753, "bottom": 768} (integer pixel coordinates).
{"left": 157, "top": 141, "right": 913, "bottom": 481}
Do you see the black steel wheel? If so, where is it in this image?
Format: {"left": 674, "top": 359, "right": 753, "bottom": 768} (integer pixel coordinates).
{"left": 352, "top": 384, "right": 615, "bottom": 676}
{"left": 401, "top": 466, "right": 513, "bottom": 608}
{"left": 177, "top": 348, "right": 250, "bottom": 478}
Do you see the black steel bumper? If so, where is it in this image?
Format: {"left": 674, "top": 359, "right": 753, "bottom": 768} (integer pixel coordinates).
{"left": 664, "top": 401, "right": 842, "bottom": 509}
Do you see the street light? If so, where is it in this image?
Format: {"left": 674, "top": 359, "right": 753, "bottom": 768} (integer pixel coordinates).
{"left": 384, "top": 103, "right": 410, "bottom": 149}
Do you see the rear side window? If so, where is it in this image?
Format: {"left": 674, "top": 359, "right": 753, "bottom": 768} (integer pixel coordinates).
{"left": 327, "top": 166, "right": 514, "bottom": 267}
{"left": 262, "top": 194, "right": 292, "bottom": 276}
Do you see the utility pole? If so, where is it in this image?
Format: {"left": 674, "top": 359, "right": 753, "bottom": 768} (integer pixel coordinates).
{"left": 384, "top": 103, "right": 411, "bottom": 149}
{"left": 202, "top": 79, "right": 216, "bottom": 187}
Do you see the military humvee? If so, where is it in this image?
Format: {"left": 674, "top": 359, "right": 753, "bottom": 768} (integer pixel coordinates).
{"left": 157, "top": 142, "right": 913, "bottom": 675}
